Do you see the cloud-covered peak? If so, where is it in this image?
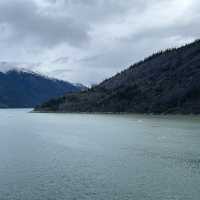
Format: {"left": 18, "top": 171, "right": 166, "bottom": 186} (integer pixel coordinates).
{"left": 0, "top": 0, "right": 199, "bottom": 85}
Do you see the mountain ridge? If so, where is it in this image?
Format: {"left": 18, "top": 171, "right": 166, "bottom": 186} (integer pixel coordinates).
{"left": 35, "top": 39, "right": 200, "bottom": 114}
{"left": 0, "top": 69, "right": 82, "bottom": 108}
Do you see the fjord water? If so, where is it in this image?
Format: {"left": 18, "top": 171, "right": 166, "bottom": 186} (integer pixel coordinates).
{"left": 0, "top": 109, "right": 200, "bottom": 200}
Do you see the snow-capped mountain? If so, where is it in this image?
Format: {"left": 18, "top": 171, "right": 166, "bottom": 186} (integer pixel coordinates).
{"left": 0, "top": 68, "right": 81, "bottom": 108}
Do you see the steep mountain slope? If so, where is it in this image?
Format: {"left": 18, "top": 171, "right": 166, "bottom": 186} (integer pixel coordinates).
{"left": 35, "top": 40, "right": 200, "bottom": 114}
{"left": 0, "top": 69, "right": 81, "bottom": 108}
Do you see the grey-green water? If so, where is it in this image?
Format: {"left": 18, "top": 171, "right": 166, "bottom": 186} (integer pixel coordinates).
{"left": 0, "top": 109, "right": 200, "bottom": 200}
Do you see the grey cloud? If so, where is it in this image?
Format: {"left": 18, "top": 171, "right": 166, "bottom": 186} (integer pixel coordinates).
{"left": 0, "top": 0, "right": 199, "bottom": 85}
{"left": 123, "top": 22, "right": 200, "bottom": 44}
{"left": 51, "top": 69, "right": 73, "bottom": 75}
{"left": 0, "top": 0, "right": 90, "bottom": 48}
{"left": 52, "top": 57, "right": 69, "bottom": 64}
{"left": 57, "top": 0, "right": 162, "bottom": 25}
{"left": 78, "top": 54, "right": 105, "bottom": 63}
{"left": 0, "top": 61, "right": 41, "bottom": 72}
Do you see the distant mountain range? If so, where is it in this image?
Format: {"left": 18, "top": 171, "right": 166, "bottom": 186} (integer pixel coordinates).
{"left": 35, "top": 39, "right": 200, "bottom": 114}
{"left": 0, "top": 69, "right": 83, "bottom": 108}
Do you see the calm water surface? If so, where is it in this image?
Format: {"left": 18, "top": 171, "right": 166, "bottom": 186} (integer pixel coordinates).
{"left": 0, "top": 109, "right": 200, "bottom": 200}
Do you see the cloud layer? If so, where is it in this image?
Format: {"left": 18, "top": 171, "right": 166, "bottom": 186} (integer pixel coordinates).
{"left": 0, "top": 0, "right": 199, "bottom": 85}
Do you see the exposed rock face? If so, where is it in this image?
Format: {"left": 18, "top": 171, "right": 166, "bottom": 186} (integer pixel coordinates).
{"left": 0, "top": 69, "right": 81, "bottom": 108}
{"left": 35, "top": 40, "right": 200, "bottom": 114}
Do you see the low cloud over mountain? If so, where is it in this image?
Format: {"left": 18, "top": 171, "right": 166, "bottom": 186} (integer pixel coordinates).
{"left": 0, "top": 0, "right": 200, "bottom": 84}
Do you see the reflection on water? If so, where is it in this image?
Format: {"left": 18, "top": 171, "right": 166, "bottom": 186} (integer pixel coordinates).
{"left": 0, "top": 109, "right": 200, "bottom": 200}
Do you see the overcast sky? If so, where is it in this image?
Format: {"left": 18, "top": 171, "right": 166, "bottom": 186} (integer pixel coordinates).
{"left": 0, "top": 0, "right": 199, "bottom": 85}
